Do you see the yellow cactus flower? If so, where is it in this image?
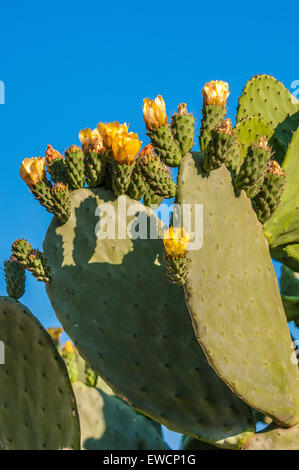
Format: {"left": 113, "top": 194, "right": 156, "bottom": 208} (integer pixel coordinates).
{"left": 177, "top": 103, "right": 188, "bottom": 115}
{"left": 97, "top": 121, "right": 128, "bottom": 148}
{"left": 112, "top": 131, "right": 142, "bottom": 165}
{"left": 20, "top": 157, "right": 46, "bottom": 187}
{"left": 47, "top": 327, "right": 63, "bottom": 343}
{"left": 202, "top": 80, "right": 230, "bottom": 108}
{"left": 163, "top": 227, "right": 190, "bottom": 259}
{"left": 64, "top": 340, "right": 76, "bottom": 354}
{"left": 45, "top": 145, "right": 62, "bottom": 164}
{"left": 79, "top": 127, "right": 104, "bottom": 153}
{"left": 139, "top": 144, "right": 155, "bottom": 158}
{"left": 267, "top": 160, "right": 285, "bottom": 176}
{"left": 143, "top": 95, "right": 167, "bottom": 131}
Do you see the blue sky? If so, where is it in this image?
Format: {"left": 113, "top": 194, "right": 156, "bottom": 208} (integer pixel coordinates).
{"left": 0, "top": 0, "right": 298, "bottom": 449}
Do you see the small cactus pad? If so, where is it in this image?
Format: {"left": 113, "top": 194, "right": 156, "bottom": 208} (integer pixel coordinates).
{"left": 242, "top": 423, "right": 299, "bottom": 450}
{"left": 0, "top": 297, "right": 80, "bottom": 450}
{"left": 44, "top": 187, "right": 254, "bottom": 449}
{"left": 176, "top": 152, "right": 299, "bottom": 426}
{"left": 263, "top": 127, "right": 299, "bottom": 248}
{"left": 237, "top": 74, "right": 299, "bottom": 155}
{"left": 73, "top": 381, "right": 168, "bottom": 450}
{"left": 271, "top": 244, "right": 299, "bottom": 273}
{"left": 4, "top": 258, "right": 25, "bottom": 299}
{"left": 280, "top": 266, "right": 299, "bottom": 297}
{"left": 235, "top": 117, "right": 274, "bottom": 163}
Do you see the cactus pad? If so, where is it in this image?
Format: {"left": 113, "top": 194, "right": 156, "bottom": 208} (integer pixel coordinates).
{"left": 235, "top": 117, "right": 274, "bottom": 162}
{"left": 176, "top": 152, "right": 299, "bottom": 426}
{"left": 242, "top": 423, "right": 299, "bottom": 450}
{"left": 73, "top": 381, "right": 168, "bottom": 450}
{"left": 44, "top": 187, "right": 254, "bottom": 449}
{"left": 0, "top": 297, "right": 80, "bottom": 450}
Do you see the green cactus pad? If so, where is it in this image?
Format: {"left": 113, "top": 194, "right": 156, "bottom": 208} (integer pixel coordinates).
{"left": 140, "top": 156, "right": 176, "bottom": 198}
{"left": 182, "top": 436, "right": 223, "bottom": 450}
{"left": 32, "top": 180, "right": 55, "bottom": 212}
{"left": 47, "top": 158, "right": 68, "bottom": 185}
{"left": 84, "top": 151, "right": 106, "bottom": 188}
{"left": 73, "top": 381, "right": 168, "bottom": 450}
{"left": 235, "top": 117, "right": 274, "bottom": 163}
{"left": 44, "top": 188, "right": 254, "bottom": 449}
{"left": 111, "top": 161, "right": 135, "bottom": 197}
{"left": 63, "top": 351, "right": 79, "bottom": 383}
{"left": 281, "top": 265, "right": 299, "bottom": 297}
{"left": 237, "top": 74, "right": 299, "bottom": 143}
{"left": 254, "top": 169, "right": 285, "bottom": 224}
{"left": 242, "top": 423, "right": 299, "bottom": 450}
{"left": 199, "top": 105, "right": 226, "bottom": 153}
{"left": 203, "top": 129, "right": 236, "bottom": 172}
{"left": 171, "top": 113, "right": 195, "bottom": 155}
{"left": 65, "top": 146, "right": 86, "bottom": 189}
{"left": 281, "top": 296, "right": 299, "bottom": 324}
{"left": 52, "top": 184, "right": 71, "bottom": 224}
{"left": 143, "top": 188, "right": 163, "bottom": 208}
{"left": 263, "top": 127, "right": 299, "bottom": 247}
{"left": 176, "top": 152, "right": 299, "bottom": 427}
{"left": 148, "top": 124, "right": 182, "bottom": 167}
{"left": 4, "top": 258, "right": 25, "bottom": 299}
{"left": 234, "top": 143, "right": 270, "bottom": 199}
{"left": 0, "top": 297, "right": 80, "bottom": 450}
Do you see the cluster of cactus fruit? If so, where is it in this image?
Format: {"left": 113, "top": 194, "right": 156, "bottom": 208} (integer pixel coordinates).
{"left": 2, "top": 73, "right": 299, "bottom": 449}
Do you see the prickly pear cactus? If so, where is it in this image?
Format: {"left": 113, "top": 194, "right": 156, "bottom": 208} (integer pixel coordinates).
{"left": 176, "top": 152, "right": 299, "bottom": 426}
{"left": 241, "top": 423, "right": 299, "bottom": 450}
{"left": 235, "top": 117, "right": 274, "bottom": 162}
{"left": 0, "top": 297, "right": 80, "bottom": 450}
{"left": 43, "top": 188, "right": 255, "bottom": 449}
{"left": 280, "top": 266, "right": 299, "bottom": 324}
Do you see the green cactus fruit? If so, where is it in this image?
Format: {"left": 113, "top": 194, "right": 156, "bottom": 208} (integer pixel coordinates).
{"left": 11, "top": 239, "right": 32, "bottom": 266}
{"left": 0, "top": 297, "right": 80, "bottom": 450}
{"left": 65, "top": 145, "right": 86, "bottom": 189}
{"left": 164, "top": 257, "right": 189, "bottom": 286}
{"left": 32, "top": 180, "right": 55, "bottom": 212}
{"left": 52, "top": 183, "right": 71, "bottom": 224}
{"left": 171, "top": 104, "right": 195, "bottom": 155}
{"left": 143, "top": 188, "right": 163, "bottom": 207}
{"left": 234, "top": 138, "right": 271, "bottom": 198}
{"left": 253, "top": 161, "right": 286, "bottom": 223}
{"left": 235, "top": 117, "right": 274, "bottom": 163}
{"left": 44, "top": 188, "right": 255, "bottom": 449}
{"left": 4, "top": 257, "right": 26, "bottom": 299}
{"left": 85, "top": 362, "right": 97, "bottom": 387}
{"left": 84, "top": 151, "right": 107, "bottom": 188}
{"left": 263, "top": 127, "right": 299, "bottom": 248}
{"left": 63, "top": 351, "right": 79, "bottom": 383}
{"left": 271, "top": 244, "right": 299, "bottom": 273}
{"left": 280, "top": 265, "right": 299, "bottom": 297}
{"left": 176, "top": 152, "right": 299, "bottom": 427}
{"left": 73, "top": 381, "right": 168, "bottom": 450}
{"left": 45, "top": 145, "right": 68, "bottom": 184}
{"left": 27, "top": 249, "right": 52, "bottom": 282}
{"left": 127, "top": 165, "right": 147, "bottom": 200}
{"left": 242, "top": 423, "right": 299, "bottom": 450}
{"left": 140, "top": 153, "right": 176, "bottom": 199}
{"left": 225, "top": 140, "right": 242, "bottom": 174}
{"left": 111, "top": 161, "right": 135, "bottom": 197}
{"left": 203, "top": 120, "right": 236, "bottom": 172}
{"left": 237, "top": 74, "right": 299, "bottom": 159}
{"left": 148, "top": 123, "right": 182, "bottom": 167}
{"left": 199, "top": 105, "right": 226, "bottom": 153}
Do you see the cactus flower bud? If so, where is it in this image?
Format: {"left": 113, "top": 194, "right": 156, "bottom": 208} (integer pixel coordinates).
{"left": 257, "top": 136, "right": 272, "bottom": 153}
{"left": 112, "top": 131, "right": 142, "bottom": 165}
{"left": 97, "top": 122, "right": 128, "bottom": 148}
{"left": 202, "top": 80, "right": 230, "bottom": 108}
{"left": 45, "top": 145, "right": 63, "bottom": 164}
{"left": 139, "top": 144, "right": 155, "bottom": 159}
{"left": 177, "top": 103, "right": 188, "bottom": 115}
{"left": 47, "top": 327, "right": 63, "bottom": 343}
{"left": 20, "top": 157, "right": 46, "bottom": 187}
{"left": 218, "top": 118, "right": 234, "bottom": 135}
{"left": 143, "top": 95, "right": 168, "bottom": 131}
{"left": 64, "top": 340, "right": 75, "bottom": 354}
{"left": 266, "top": 160, "right": 285, "bottom": 176}
{"left": 79, "top": 128, "right": 104, "bottom": 153}
{"left": 163, "top": 227, "right": 190, "bottom": 259}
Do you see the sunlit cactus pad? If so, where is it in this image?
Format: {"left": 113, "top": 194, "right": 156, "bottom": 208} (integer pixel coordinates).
{"left": 44, "top": 187, "right": 254, "bottom": 449}
{"left": 242, "top": 423, "right": 299, "bottom": 450}
{"left": 176, "top": 152, "right": 299, "bottom": 426}
{"left": 0, "top": 297, "right": 80, "bottom": 450}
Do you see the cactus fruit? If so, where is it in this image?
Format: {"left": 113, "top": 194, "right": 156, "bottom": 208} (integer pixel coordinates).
{"left": 111, "top": 160, "right": 136, "bottom": 197}
{"left": 4, "top": 257, "right": 26, "bottom": 299}
{"left": 263, "top": 127, "right": 299, "bottom": 248}
{"left": 84, "top": 151, "right": 107, "bottom": 188}
{"left": 11, "top": 239, "right": 52, "bottom": 282}
{"left": 163, "top": 227, "right": 190, "bottom": 286}
{"left": 234, "top": 137, "right": 272, "bottom": 198}
{"left": 203, "top": 119, "right": 236, "bottom": 172}
{"left": 46, "top": 145, "right": 68, "bottom": 184}
{"left": 176, "top": 152, "right": 299, "bottom": 426}
{"left": 171, "top": 103, "right": 195, "bottom": 155}
{"left": 127, "top": 165, "right": 148, "bottom": 201}
{"left": 241, "top": 423, "right": 299, "bottom": 450}
{"left": 254, "top": 160, "right": 285, "bottom": 223}
{"left": 235, "top": 117, "right": 274, "bottom": 163}
{"left": 62, "top": 341, "right": 79, "bottom": 383}
{"left": 0, "top": 297, "right": 80, "bottom": 450}
{"left": 139, "top": 145, "right": 176, "bottom": 199}
{"left": 52, "top": 183, "right": 71, "bottom": 224}
{"left": 65, "top": 145, "right": 86, "bottom": 189}
{"left": 73, "top": 381, "right": 168, "bottom": 450}
{"left": 237, "top": 74, "right": 299, "bottom": 159}
{"left": 143, "top": 189, "right": 163, "bottom": 207}
{"left": 43, "top": 188, "right": 255, "bottom": 449}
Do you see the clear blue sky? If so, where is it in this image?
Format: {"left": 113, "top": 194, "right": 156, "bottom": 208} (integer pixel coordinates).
{"left": 0, "top": 0, "right": 298, "bottom": 449}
